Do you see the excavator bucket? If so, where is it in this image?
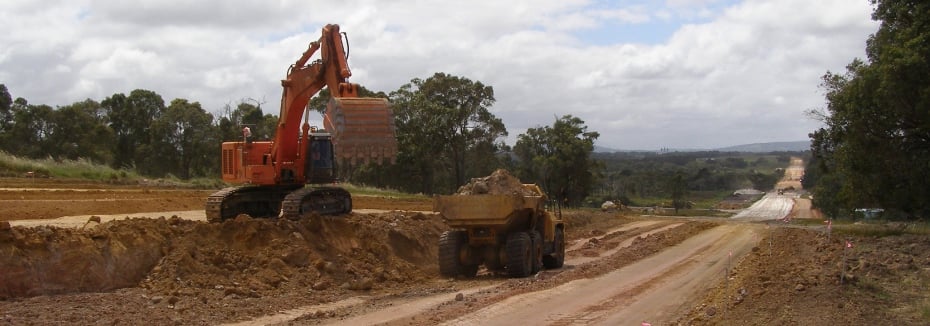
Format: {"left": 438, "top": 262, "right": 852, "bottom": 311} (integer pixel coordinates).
{"left": 324, "top": 97, "right": 398, "bottom": 165}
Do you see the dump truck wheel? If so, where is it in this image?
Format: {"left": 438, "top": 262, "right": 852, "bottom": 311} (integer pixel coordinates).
{"left": 506, "top": 232, "right": 533, "bottom": 277}
{"left": 529, "top": 231, "right": 543, "bottom": 273}
{"left": 439, "top": 231, "right": 474, "bottom": 277}
{"left": 543, "top": 227, "right": 565, "bottom": 268}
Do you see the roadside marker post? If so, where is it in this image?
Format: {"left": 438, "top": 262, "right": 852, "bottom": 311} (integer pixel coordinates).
{"left": 767, "top": 224, "right": 773, "bottom": 256}
{"left": 824, "top": 219, "right": 832, "bottom": 241}
{"left": 723, "top": 250, "right": 733, "bottom": 315}
{"left": 841, "top": 239, "right": 853, "bottom": 285}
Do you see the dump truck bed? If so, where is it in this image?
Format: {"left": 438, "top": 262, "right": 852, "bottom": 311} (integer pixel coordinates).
{"left": 434, "top": 194, "right": 543, "bottom": 227}
{"left": 433, "top": 184, "right": 546, "bottom": 227}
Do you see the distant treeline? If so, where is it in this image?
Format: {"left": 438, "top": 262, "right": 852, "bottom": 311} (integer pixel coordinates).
{"left": 588, "top": 151, "right": 797, "bottom": 207}
{"left": 0, "top": 73, "right": 602, "bottom": 207}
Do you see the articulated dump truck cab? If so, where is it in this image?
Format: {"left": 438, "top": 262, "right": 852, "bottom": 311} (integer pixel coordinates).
{"left": 433, "top": 184, "right": 566, "bottom": 278}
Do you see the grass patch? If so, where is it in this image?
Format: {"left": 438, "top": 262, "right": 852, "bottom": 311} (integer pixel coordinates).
{"left": 0, "top": 151, "right": 140, "bottom": 182}
{"left": 661, "top": 208, "right": 733, "bottom": 217}
{"left": 855, "top": 277, "right": 890, "bottom": 300}
{"left": 623, "top": 190, "right": 734, "bottom": 210}
{"left": 0, "top": 151, "right": 225, "bottom": 189}
{"left": 921, "top": 300, "right": 930, "bottom": 322}
{"left": 829, "top": 220, "right": 930, "bottom": 237}
{"left": 791, "top": 218, "right": 829, "bottom": 227}
{"left": 341, "top": 183, "right": 427, "bottom": 199}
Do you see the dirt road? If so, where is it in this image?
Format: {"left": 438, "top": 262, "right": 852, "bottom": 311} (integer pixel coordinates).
{"left": 776, "top": 157, "right": 804, "bottom": 191}
{"left": 733, "top": 156, "right": 806, "bottom": 221}
{"left": 731, "top": 192, "right": 794, "bottom": 221}
{"left": 442, "top": 224, "right": 760, "bottom": 325}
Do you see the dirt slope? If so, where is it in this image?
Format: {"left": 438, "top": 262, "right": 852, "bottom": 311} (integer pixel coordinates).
{"left": 0, "top": 211, "right": 445, "bottom": 324}
{"left": 681, "top": 225, "right": 930, "bottom": 325}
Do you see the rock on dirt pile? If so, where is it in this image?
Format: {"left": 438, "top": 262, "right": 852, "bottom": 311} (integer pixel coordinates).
{"left": 455, "top": 169, "right": 536, "bottom": 196}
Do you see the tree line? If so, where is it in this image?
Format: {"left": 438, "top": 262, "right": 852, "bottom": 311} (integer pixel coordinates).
{"left": 0, "top": 73, "right": 601, "bottom": 206}
{"left": 591, "top": 151, "right": 789, "bottom": 207}
{"left": 807, "top": 0, "right": 929, "bottom": 220}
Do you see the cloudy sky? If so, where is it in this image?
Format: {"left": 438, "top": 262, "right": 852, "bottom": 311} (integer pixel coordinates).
{"left": 1, "top": 0, "right": 877, "bottom": 150}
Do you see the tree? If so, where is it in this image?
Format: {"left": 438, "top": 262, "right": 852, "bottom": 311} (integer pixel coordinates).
{"left": 216, "top": 100, "right": 277, "bottom": 142}
{"left": 809, "top": 0, "right": 930, "bottom": 219}
{"left": 147, "top": 99, "right": 216, "bottom": 178}
{"left": 48, "top": 99, "right": 114, "bottom": 163}
{"left": 388, "top": 73, "right": 506, "bottom": 194}
{"left": 668, "top": 172, "right": 688, "bottom": 214}
{"left": 0, "top": 85, "right": 12, "bottom": 136}
{"left": 102, "top": 89, "right": 165, "bottom": 169}
{"left": 3, "top": 98, "right": 54, "bottom": 159}
{"left": 514, "top": 115, "right": 600, "bottom": 207}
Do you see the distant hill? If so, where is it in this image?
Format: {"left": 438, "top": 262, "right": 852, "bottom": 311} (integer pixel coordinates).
{"left": 594, "top": 140, "right": 810, "bottom": 153}
{"left": 714, "top": 141, "right": 810, "bottom": 152}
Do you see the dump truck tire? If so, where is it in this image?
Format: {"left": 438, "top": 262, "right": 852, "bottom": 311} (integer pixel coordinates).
{"left": 543, "top": 227, "right": 565, "bottom": 268}
{"left": 529, "top": 230, "right": 543, "bottom": 273}
{"left": 506, "top": 232, "right": 533, "bottom": 277}
{"left": 439, "top": 231, "right": 476, "bottom": 277}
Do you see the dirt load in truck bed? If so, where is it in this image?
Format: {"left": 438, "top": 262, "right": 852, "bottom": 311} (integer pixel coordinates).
{"left": 455, "top": 169, "right": 536, "bottom": 196}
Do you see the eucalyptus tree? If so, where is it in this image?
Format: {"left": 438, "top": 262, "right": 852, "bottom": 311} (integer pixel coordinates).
{"left": 390, "top": 73, "right": 506, "bottom": 193}
{"left": 514, "top": 115, "right": 600, "bottom": 207}
{"left": 810, "top": 0, "right": 930, "bottom": 219}
{"left": 102, "top": 89, "right": 165, "bottom": 170}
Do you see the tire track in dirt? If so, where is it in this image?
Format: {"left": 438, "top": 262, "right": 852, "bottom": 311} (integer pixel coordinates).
{"left": 575, "top": 223, "right": 760, "bottom": 325}
{"left": 565, "top": 220, "right": 664, "bottom": 251}
{"left": 568, "top": 221, "right": 682, "bottom": 266}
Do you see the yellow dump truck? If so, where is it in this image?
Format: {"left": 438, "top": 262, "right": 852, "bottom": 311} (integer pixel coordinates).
{"left": 433, "top": 184, "right": 565, "bottom": 278}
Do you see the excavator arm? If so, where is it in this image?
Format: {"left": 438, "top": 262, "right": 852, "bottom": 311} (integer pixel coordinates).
{"left": 273, "top": 24, "right": 363, "bottom": 166}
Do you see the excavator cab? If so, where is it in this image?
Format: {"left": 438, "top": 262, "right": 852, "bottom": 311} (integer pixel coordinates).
{"left": 305, "top": 134, "right": 337, "bottom": 184}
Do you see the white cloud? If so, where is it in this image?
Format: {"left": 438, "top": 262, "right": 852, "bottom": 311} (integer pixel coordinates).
{"left": 0, "top": 0, "right": 876, "bottom": 149}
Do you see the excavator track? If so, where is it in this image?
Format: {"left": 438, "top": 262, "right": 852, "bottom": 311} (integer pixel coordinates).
{"left": 205, "top": 185, "right": 301, "bottom": 222}
{"left": 281, "top": 186, "right": 352, "bottom": 220}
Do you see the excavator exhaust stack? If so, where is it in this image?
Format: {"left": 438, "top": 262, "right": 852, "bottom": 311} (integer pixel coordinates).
{"left": 324, "top": 97, "right": 398, "bottom": 165}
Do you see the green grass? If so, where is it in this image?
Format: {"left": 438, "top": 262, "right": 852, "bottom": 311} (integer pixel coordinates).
{"left": 791, "top": 218, "right": 829, "bottom": 227}
{"left": 0, "top": 151, "right": 141, "bottom": 182}
{"left": 827, "top": 220, "right": 930, "bottom": 237}
{"left": 664, "top": 208, "right": 733, "bottom": 217}
{"left": 0, "top": 151, "right": 224, "bottom": 188}
{"left": 340, "top": 183, "right": 427, "bottom": 199}
{"left": 855, "top": 277, "right": 889, "bottom": 299}
{"left": 624, "top": 190, "right": 733, "bottom": 210}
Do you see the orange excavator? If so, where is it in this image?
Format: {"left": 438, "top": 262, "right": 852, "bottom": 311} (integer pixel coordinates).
{"left": 206, "top": 24, "right": 397, "bottom": 222}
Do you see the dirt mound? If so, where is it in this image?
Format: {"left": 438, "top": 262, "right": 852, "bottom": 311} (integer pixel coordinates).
{"left": 0, "top": 212, "right": 446, "bottom": 300}
{"left": 455, "top": 169, "right": 536, "bottom": 196}
{"left": 682, "top": 226, "right": 930, "bottom": 325}
{"left": 0, "top": 218, "right": 173, "bottom": 298}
